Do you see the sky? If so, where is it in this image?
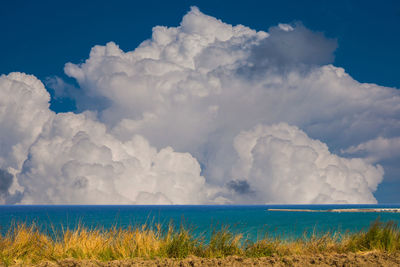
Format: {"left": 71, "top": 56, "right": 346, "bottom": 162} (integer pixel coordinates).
{"left": 0, "top": 0, "right": 400, "bottom": 204}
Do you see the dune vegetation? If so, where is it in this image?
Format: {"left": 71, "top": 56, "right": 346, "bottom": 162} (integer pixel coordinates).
{"left": 0, "top": 219, "right": 399, "bottom": 266}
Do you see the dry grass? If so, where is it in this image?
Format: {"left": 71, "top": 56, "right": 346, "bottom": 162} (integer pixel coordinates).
{"left": 1, "top": 219, "right": 399, "bottom": 266}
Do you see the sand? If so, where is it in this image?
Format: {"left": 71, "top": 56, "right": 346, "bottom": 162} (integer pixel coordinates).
{"left": 6, "top": 251, "right": 400, "bottom": 267}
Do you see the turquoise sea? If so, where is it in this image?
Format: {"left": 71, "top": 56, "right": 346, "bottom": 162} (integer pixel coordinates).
{"left": 1, "top": 205, "right": 400, "bottom": 241}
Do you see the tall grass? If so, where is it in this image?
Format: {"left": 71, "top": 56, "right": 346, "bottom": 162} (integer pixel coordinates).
{"left": 0, "top": 219, "right": 399, "bottom": 265}
{"left": 345, "top": 220, "right": 400, "bottom": 252}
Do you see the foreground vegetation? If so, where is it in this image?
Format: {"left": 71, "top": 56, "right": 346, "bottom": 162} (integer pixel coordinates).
{"left": 0, "top": 219, "right": 399, "bottom": 266}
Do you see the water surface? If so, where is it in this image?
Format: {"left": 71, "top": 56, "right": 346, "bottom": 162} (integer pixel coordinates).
{"left": 1, "top": 205, "right": 400, "bottom": 241}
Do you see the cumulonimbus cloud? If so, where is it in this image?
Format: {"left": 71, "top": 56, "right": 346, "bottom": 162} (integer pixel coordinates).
{"left": 18, "top": 112, "right": 210, "bottom": 204}
{"left": 1, "top": 7, "right": 399, "bottom": 204}
{"left": 231, "top": 124, "right": 383, "bottom": 204}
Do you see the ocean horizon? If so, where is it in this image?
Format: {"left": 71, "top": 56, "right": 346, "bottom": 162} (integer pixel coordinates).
{"left": 2, "top": 204, "right": 400, "bottom": 241}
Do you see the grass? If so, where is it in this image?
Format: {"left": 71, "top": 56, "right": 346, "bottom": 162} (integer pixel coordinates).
{"left": 0, "top": 219, "right": 399, "bottom": 265}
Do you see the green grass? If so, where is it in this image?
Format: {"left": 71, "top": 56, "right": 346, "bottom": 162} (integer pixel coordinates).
{"left": 345, "top": 220, "right": 400, "bottom": 252}
{"left": 0, "top": 219, "right": 399, "bottom": 265}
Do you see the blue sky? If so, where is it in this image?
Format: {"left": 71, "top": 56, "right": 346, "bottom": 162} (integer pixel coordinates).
{"left": 1, "top": 0, "right": 400, "bottom": 204}
{"left": 2, "top": 0, "right": 400, "bottom": 90}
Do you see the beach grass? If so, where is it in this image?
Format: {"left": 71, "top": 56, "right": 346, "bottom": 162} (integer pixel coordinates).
{"left": 1, "top": 219, "right": 399, "bottom": 265}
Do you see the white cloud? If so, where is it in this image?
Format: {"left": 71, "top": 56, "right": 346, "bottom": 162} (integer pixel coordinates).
{"left": 18, "top": 112, "right": 210, "bottom": 204}
{"left": 0, "top": 73, "right": 53, "bottom": 170}
{"left": 343, "top": 136, "right": 400, "bottom": 163}
{"left": 0, "top": 73, "right": 53, "bottom": 203}
{"left": 61, "top": 7, "right": 399, "bottom": 200}
{"left": 231, "top": 123, "right": 383, "bottom": 204}
{"left": 1, "top": 7, "right": 400, "bottom": 204}
{"left": 278, "top": 23, "right": 294, "bottom": 32}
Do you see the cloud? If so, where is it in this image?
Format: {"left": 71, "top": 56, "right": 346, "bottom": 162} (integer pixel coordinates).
{"left": 227, "top": 179, "right": 254, "bottom": 195}
{"left": 278, "top": 24, "right": 294, "bottom": 32}
{"left": 231, "top": 123, "right": 383, "bottom": 204}
{"left": 18, "top": 112, "right": 210, "bottom": 204}
{"left": 247, "top": 22, "right": 337, "bottom": 73}
{"left": 0, "top": 169, "right": 13, "bottom": 196}
{"left": 1, "top": 7, "right": 400, "bottom": 204}
{"left": 1, "top": 73, "right": 212, "bottom": 205}
{"left": 0, "top": 73, "right": 53, "bottom": 170}
{"left": 0, "top": 73, "right": 53, "bottom": 203}
{"left": 343, "top": 136, "right": 400, "bottom": 163}
{"left": 60, "top": 7, "right": 399, "bottom": 201}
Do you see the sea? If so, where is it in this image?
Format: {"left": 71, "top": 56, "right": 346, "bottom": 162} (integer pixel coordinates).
{"left": 1, "top": 205, "right": 400, "bottom": 241}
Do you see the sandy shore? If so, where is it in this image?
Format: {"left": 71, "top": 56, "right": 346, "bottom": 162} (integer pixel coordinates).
{"left": 6, "top": 252, "right": 399, "bottom": 267}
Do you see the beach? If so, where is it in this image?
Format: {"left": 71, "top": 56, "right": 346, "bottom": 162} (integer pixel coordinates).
{"left": 7, "top": 252, "right": 400, "bottom": 266}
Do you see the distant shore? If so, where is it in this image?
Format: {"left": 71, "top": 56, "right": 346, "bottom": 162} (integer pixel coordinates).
{"left": 267, "top": 208, "right": 400, "bottom": 213}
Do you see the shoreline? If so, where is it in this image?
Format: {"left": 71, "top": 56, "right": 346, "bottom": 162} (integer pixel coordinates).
{"left": 267, "top": 208, "right": 400, "bottom": 213}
